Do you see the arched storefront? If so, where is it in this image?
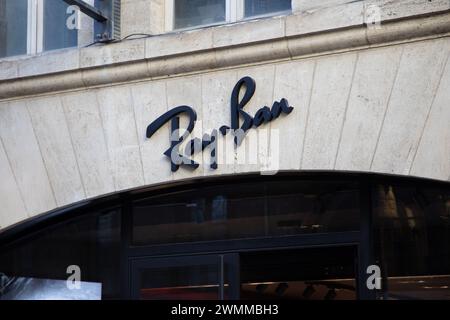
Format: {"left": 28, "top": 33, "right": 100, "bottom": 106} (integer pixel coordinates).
{"left": 1, "top": 173, "right": 449, "bottom": 300}
{"left": 1, "top": 0, "right": 450, "bottom": 302}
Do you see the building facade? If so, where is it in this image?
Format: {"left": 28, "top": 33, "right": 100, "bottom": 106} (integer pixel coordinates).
{"left": 0, "top": 0, "right": 449, "bottom": 300}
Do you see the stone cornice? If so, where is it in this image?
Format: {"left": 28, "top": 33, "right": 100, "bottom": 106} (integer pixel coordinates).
{"left": 0, "top": 1, "right": 450, "bottom": 101}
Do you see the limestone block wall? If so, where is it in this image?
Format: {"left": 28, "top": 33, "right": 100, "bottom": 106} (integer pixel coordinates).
{"left": 1, "top": 37, "right": 449, "bottom": 229}
{"left": 0, "top": 0, "right": 449, "bottom": 230}
{"left": 121, "top": 0, "right": 165, "bottom": 36}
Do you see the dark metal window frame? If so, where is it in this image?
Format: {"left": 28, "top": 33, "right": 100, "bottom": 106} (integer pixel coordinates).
{"left": 0, "top": 172, "right": 449, "bottom": 300}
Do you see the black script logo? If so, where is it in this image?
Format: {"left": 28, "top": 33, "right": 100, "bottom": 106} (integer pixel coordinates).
{"left": 146, "top": 76, "right": 294, "bottom": 172}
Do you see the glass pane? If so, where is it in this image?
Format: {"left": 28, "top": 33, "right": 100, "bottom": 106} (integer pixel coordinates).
{"left": 43, "top": 0, "right": 77, "bottom": 51}
{"left": 0, "top": 277, "right": 102, "bottom": 300}
{"left": 0, "top": 0, "right": 28, "bottom": 58}
{"left": 174, "top": 0, "right": 226, "bottom": 29}
{"left": 0, "top": 209, "right": 121, "bottom": 300}
{"left": 266, "top": 180, "right": 360, "bottom": 236}
{"left": 373, "top": 184, "right": 450, "bottom": 299}
{"left": 132, "top": 180, "right": 360, "bottom": 246}
{"left": 244, "top": 0, "right": 291, "bottom": 18}
{"left": 240, "top": 247, "right": 357, "bottom": 300}
{"left": 140, "top": 264, "right": 219, "bottom": 300}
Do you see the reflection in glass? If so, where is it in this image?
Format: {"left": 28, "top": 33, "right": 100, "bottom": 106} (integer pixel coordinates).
{"left": 379, "top": 275, "right": 450, "bottom": 300}
{"left": 0, "top": 277, "right": 101, "bottom": 300}
{"left": 244, "top": 0, "right": 291, "bottom": 18}
{"left": 132, "top": 181, "right": 360, "bottom": 246}
{"left": 0, "top": 0, "right": 28, "bottom": 58}
{"left": 43, "top": 0, "right": 77, "bottom": 51}
{"left": 0, "top": 209, "right": 121, "bottom": 300}
{"left": 373, "top": 185, "right": 450, "bottom": 299}
{"left": 241, "top": 280, "right": 356, "bottom": 300}
{"left": 174, "top": 0, "right": 226, "bottom": 29}
{"left": 240, "top": 247, "right": 357, "bottom": 300}
{"left": 140, "top": 265, "right": 219, "bottom": 300}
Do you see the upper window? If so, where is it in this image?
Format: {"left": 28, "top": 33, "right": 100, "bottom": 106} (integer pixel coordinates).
{"left": 43, "top": 0, "right": 78, "bottom": 51}
{"left": 0, "top": 0, "right": 94, "bottom": 59}
{"left": 170, "top": 0, "right": 292, "bottom": 31}
{"left": 0, "top": 0, "right": 28, "bottom": 58}
{"left": 244, "top": 0, "right": 292, "bottom": 18}
{"left": 132, "top": 180, "right": 360, "bottom": 246}
{"left": 174, "top": 0, "right": 226, "bottom": 30}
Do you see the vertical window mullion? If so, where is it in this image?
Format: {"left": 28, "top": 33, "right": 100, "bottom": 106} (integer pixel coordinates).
{"left": 27, "top": 0, "right": 37, "bottom": 55}
{"left": 235, "top": 0, "right": 244, "bottom": 21}
{"left": 36, "top": 0, "right": 44, "bottom": 53}
{"left": 165, "top": 0, "right": 174, "bottom": 32}
{"left": 226, "top": 0, "right": 234, "bottom": 23}
{"left": 228, "top": 0, "right": 244, "bottom": 22}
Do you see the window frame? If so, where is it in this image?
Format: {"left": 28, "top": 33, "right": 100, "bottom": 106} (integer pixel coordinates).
{"left": 0, "top": 0, "right": 32, "bottom": 58}
{"left": 1, "top": 0, "right": 93, "bottom": 60}
{"left": 165, "top": 0, "right": 292, "bottom": 32}
{"left": 238, "top": 0, "right": 293, "bottom": 21}
{"left": 27, "top": 0, "right": 76, "bottom": 56}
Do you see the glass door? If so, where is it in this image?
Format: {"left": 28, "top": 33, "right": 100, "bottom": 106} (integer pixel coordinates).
{"left": 240, "top": 246, "right": 358, "bottom": 300}
{"left": 130, "top": 254, "right": 239, "bottom": 300}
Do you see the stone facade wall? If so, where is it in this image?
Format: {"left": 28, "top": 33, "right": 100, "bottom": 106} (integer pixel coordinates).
{"left": 121, "top": 0, "right": 165, "bottom": 36}
{"left": 0, "top": 0, "right": 449, "bottom": 230}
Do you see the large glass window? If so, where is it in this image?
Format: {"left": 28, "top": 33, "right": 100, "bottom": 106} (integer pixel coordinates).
{"left": 240, "top": 247, "right": 357, "bottom": 300}
{"left": 136, "top": 256, "right": 222, "bottom": 300}
{"left": 0, "top": 175, "right": 449, "bottom": 300}
{"left": 373, "top": 185, "right": 450, "bottom": 299}
{"left": 0, "top": 0, "right": 28, "bottom": 58}
{"left": 140, "top": 264, "right": 219, "bottom": 300}
{"left": 132, "top": 180, "right": 360, "bottom": 246}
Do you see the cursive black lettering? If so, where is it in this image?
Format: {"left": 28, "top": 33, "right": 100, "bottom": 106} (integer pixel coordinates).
{"left": 146, "top": 105, "right": 198, "bottom": 172}
{"left": 145, "top": 77, "right": 294, "bottom": 172}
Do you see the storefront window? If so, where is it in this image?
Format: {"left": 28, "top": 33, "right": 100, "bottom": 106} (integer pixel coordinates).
{"left": 240, "top": 247, "right": 357, "bottom": 300}
{"left": 1, "top": 175, "right": 449, "bottom": 300}
{"left": 373, "top": 185, "right": 450, "bottom": 299}
{"left": 0, "top": 208, "right": 121, "bottom": 300}
{"left": 0, "top": 0, "right": 28, "bottom": 58}
{"left": 132, "top": 180, "right": 360, "bottom": 246}
{"left": 140, "top": 264, "right": 220, "bottom": 300}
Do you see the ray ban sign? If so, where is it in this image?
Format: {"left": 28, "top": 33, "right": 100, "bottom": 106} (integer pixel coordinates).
{"left": 146, "top": 77, "right": 294, "bottom": 173}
